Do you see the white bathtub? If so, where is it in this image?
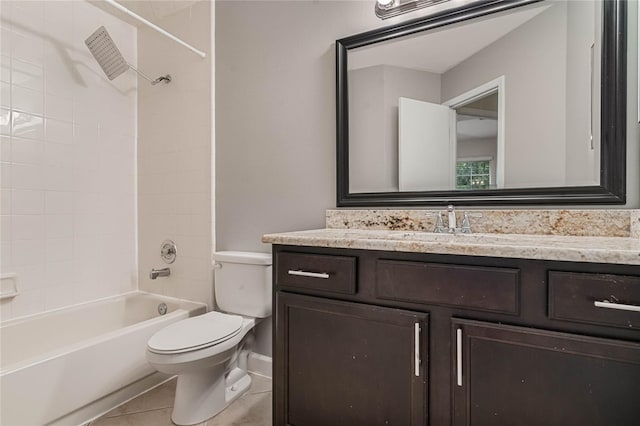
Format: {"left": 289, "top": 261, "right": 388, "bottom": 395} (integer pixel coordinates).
{"left": 0, "top": 292, "right": 206, "bottom": 426}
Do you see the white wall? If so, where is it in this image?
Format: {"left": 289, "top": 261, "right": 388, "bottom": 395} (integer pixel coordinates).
{"left": 137, "top": 0, "right": 213, "bottom": 308}
{"left": 0, "top": 1, "right": 137, "bottom": 320}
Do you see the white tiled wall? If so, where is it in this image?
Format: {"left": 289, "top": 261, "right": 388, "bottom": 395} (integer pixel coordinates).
{"left": 0, "top": 1, "right": 137, "bottom": 320}
{"left": 137, "top": 1, "right": 213, "bottom": 308}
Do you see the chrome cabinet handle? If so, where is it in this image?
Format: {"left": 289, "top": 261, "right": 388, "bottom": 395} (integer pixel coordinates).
{"left": 287, "top": 270, "right": 330, "bottom": 279}
{"left": 590, "top": 42, "right": 594, "bottom": 150}
{"left": 594, "top": 300, "right": 640, "bottom": 312}
{"left": 414, "top": 323, "right": 421, "bottom": 377}
{"left": 456, "top": 328, "right": 463, "bottom": 387}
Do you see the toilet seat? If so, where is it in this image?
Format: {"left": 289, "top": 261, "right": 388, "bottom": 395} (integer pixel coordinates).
{"left": 147, "top": 312, "right": 244, "bottom": 355}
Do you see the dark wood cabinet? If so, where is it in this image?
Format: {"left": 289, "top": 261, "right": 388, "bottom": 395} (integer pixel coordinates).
{"left": 452, "top": 318, "right": 640, "bottom": 426}
{"left": 275, "top": 292, "right": 428, "bottom": 426}
{"left": 273, "top": 245, "right": 640, "bottom": 426}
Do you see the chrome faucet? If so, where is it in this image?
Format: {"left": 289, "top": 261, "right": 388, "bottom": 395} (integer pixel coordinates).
{"left": 433, "top": 205, "right": 482, "bottom": 234}
{"left": 150, "top": 267, "right": 171, "bottom": 279}
{"left": 447, "top": 205, "right": 457, "bottom": 233}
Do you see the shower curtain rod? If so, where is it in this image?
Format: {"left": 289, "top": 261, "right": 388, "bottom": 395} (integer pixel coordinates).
{"left": 103, "top": 0, "right": 207, "bottom": 59}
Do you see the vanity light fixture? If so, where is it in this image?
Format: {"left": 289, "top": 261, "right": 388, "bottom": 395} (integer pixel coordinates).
{"left": 375, "top": 0, "right": 451, "bottom": 19}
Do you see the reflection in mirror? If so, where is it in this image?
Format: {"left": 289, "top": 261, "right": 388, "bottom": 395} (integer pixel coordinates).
{"left": 348, "top": 0, "right": 602, "bottom": 194}
{"left": 454, "top": 91, "right": 499, "bottom": 190}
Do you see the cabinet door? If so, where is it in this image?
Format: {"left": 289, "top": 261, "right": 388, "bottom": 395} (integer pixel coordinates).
{"left": 275, "top": 292, "right": 428, "bottom": 426}
{"left": 452, "top": 319, "right": 640, "bottom": 426}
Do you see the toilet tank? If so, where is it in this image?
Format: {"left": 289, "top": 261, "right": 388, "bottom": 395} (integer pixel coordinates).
{"left": 213, "top": 251, "right": 272, "bottom": 318}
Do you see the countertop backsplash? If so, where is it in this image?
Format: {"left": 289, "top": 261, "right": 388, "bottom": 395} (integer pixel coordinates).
{"left": 326, "top": 209, "right": 638, "bottom": 238}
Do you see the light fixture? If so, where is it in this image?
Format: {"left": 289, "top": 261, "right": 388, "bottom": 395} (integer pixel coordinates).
{"left": 375, "top": 0, "right": 451, "bottom": 20}
{"left": 377, "top": 0, "right": 395, "bottom": 9}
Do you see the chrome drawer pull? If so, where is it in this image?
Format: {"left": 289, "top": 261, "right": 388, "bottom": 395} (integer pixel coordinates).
{"left": 287, "top": 270, "right": 330, "bottom": 279}
{"left": 594, "top": 300, "right": 640, "bottom": 313}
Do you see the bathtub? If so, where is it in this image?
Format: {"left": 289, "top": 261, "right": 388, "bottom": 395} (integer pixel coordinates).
{"left": 0, "top": 292, "right": 206, "bottom": 426}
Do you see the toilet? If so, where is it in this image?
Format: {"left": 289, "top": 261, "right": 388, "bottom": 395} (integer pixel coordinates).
{"left": 146, "top": 251, "right": 272, "bottom": 425}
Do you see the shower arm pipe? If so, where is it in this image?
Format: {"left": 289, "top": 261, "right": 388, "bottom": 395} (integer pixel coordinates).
{"left": 102, "top": 0, "right": 207, "bottom": 59}
{"left": 128, "top": 64, "right": 171, "bottom": 85}
{"left": 128, "top": 64, "right": 154, "bottom": 83}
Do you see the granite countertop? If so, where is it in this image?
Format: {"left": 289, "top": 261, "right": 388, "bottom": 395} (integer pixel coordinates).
{"left": 262, "top": 228, "right": 640, "bottom": 265}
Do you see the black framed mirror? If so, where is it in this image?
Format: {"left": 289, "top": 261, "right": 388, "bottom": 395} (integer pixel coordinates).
{"left": 336, "top": 0, "right": 626, "bottom": 207}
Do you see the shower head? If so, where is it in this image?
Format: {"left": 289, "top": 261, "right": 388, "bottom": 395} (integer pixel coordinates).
{"left": 85, "top": 26, "right": 130, "bottom": 81}
{"left": 85, "top": 26, "right": 171, "bottom": 85}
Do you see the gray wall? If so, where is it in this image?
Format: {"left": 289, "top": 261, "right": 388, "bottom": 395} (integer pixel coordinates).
{"left": 564, "top": 0, "right": 600, "bottom": 186}
{"left": 215, "top": 0, "right": 640, "bottom": 355}
{"left": 216, "top": 1, "right": 377, "bottom": 256}
{"left": 626, "top": 0, "right": 639, "bottom": 209}
{"left": 216, "top": 1, "right": 388, "bottom": 356}
{"left": 349, "top": 66, "right": 389, "bottom": 193}
{"left": 441, "top": 2, "right": 568, "bottom": 188}
{"left": 349, "top": 65, "right": 441, "bottom": 193}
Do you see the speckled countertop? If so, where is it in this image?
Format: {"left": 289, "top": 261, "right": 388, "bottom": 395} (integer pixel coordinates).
{"left": 262, "top": 228, "right": 640, "bottom": 266}
{"left": 263, "top": 209, "right": 640, "bottom": 265}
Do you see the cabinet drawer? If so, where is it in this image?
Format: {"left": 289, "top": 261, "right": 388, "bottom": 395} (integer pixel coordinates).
{"left": 549, "top": 271, "right": 640, "bottom": 329}
{"left": 275, "top": 252, "right": 357, "bottom": 294}
{"left": 376, "top": 260, "right": 519, "bottom": 314}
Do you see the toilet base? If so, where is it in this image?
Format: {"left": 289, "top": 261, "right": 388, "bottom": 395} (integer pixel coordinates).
{"left": 171, "top": 365, "right": 252, "bottom": 425}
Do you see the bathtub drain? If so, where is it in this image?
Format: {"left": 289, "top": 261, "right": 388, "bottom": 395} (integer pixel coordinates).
{"left": 158, "top": 303, "right": 168, "bottom": 316}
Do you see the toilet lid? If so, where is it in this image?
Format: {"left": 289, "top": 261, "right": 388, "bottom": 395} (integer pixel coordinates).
{"left": 148, "top": 311, "right": 244, "bottom": 354}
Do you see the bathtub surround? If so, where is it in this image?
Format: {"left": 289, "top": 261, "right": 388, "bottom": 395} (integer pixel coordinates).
{"left": 137, "top": 0, "right": 213, "bottom": 308}
{"left": 0, "top": 1, "right": 137, "bottom": 320}
{"left": 326, "top": 209, "right": 637, "bottom": 238}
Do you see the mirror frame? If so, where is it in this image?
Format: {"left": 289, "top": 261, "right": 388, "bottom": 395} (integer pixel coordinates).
{"left": 336, "top": 0, "right": 627, "bottom": 207}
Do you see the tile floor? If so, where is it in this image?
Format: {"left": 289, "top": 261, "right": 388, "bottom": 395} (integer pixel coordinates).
{"left": 90, "top": 374, "right": 272, "bottom": 426}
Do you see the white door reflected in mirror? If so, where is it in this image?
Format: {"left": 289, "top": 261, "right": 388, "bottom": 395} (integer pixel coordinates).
{"left": 398, "top": 97, "right": 454, "bottom": 191}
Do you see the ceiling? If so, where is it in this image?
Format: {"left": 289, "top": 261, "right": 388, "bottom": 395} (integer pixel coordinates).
{"left": 349, "top": 2, "right": 552, "bottom": 74}
{"left": 90, "top": 0, "right": 199, "bottom": 27}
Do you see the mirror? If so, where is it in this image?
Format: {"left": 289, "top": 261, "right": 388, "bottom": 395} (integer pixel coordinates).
{"left": 337, "top": 0, "right": 627, "bottom": 207}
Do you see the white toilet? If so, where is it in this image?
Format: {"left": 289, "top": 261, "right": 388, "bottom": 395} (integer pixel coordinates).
{"left": 146, "top": 251, "right": 272, "bottom": 425}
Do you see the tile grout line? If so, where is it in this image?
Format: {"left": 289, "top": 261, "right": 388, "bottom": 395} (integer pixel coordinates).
{"left": 100, "top": 405, "right": 174, "bottom": 420}
{"left": 245, "top": 390, "right": 272, "bottom": 396}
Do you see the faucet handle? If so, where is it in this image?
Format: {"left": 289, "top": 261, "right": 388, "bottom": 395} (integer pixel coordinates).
{"left": 433, "top": 212, "right": 446, "bottom": 233}
{"left": 460, "top": 212, "right": 483, "bottom": 234}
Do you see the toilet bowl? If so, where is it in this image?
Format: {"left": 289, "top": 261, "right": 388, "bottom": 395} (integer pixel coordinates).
{"left": 146, "top": 251, "right": 272, "bottom": 425}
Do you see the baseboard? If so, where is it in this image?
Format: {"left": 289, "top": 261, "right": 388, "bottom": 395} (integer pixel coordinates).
{"left": 247, "top": 352, "right": 272, "bottom": 378}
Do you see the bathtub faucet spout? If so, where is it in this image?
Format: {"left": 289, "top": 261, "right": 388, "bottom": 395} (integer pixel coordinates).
{"left": 150, "top": 268, "right": 171, "bottom": 280}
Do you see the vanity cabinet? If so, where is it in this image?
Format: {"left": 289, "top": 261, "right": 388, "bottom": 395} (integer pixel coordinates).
{"left": 452, "top": 319, "right": 640, "bottom": 426}
{"left": 272, "top": 245, "right": 640, "bottom": 426}
{"left": 275, "top": 292, "right": 428, "bottom": 426}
